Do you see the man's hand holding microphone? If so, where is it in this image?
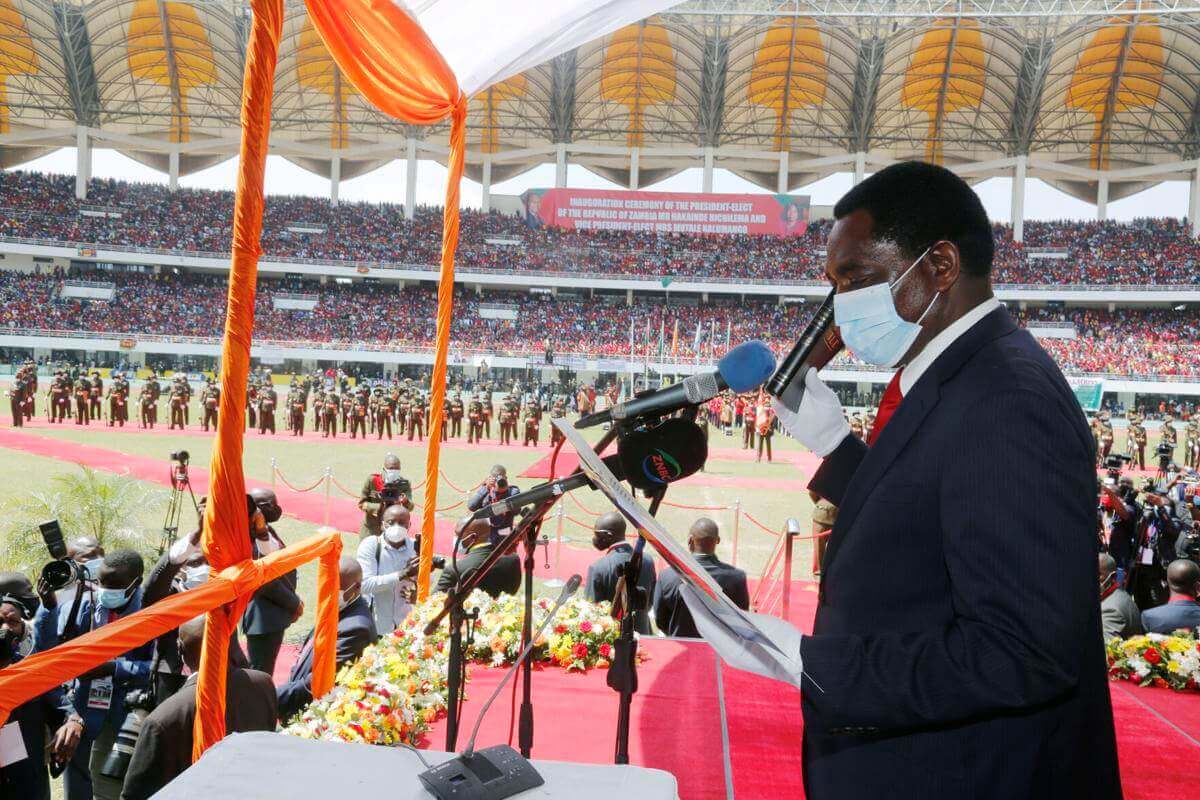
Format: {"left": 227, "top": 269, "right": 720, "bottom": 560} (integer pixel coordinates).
{"left": 772, "top": 371, "right": 850, "bottom": 457}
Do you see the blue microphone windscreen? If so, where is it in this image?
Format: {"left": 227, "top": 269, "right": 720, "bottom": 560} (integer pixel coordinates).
{"left": 718, "top": 340, "right": 777, "bottom": 392}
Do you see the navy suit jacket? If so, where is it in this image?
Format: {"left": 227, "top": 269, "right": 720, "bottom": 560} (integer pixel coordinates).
{"left": 1141, "top": 598, "right": 1200, "bottom": 634}
{"left": 276, "top": 597, "right": 377, "bottom": 722}
{"left": 802, "top": 307, "right": 1120, "bottom": 800}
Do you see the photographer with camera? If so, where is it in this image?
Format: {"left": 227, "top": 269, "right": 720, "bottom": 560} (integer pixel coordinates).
{"left": 356, "top": 504, "right": 427, "bottom": 635}
{"left": 0, "top": 573, "right": 82, "bottom": 799}
{"left": 1128, "top": 486, "right": 1181, "bottom": 610}
{"left": 51, "top": 549, "right": 152, "bottom": 800}
{"left": 466, "top": 465, "right": 521, "bottom": 547}
{"left": 1099, "top": 469, "right": 1139, "bottom": 575}
{"left": 357, "top": 454, "right": 413, "bottom": 540}
{"left": 242, "top": 488, "right": 303, "bottom": 675}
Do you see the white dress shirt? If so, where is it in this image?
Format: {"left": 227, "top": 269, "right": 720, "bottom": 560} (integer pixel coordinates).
{"left": 899, "top": 296, "right": 1002, "bottom": 395}
{"left": 356, "top": 535, "right": 416, "bottom": 635}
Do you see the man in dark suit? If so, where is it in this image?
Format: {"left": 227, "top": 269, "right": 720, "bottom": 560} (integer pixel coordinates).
{"left": 585, "top": 512, "right": 656, "bottom": 634}
{"left": 119, "top": 618, "right": 277, "bottom": 800}
{"left": 1141, "top": 559, "right": 1200, "bottom": 634}
{"left": 435, "top": 518, "right": 521, "bottom": 598}
{"left": 653, "top": 517, "right": 748, "bottom": 638}
{"left": 769, "top": 162, "right": 1119, "bottom": 799}
{"left": 277, "top": 557, "right": 377, "bottom": 722}
{"left": 1099, "top": 553, "right": 1142, "bottom": 640}
{"left": 242, "top": 488, "right": 303, "bottom": 675}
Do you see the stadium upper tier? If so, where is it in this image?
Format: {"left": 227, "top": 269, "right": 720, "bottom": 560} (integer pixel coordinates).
{"left": 1, "top": 270, "right": 1196, "bottom": 379}
{"left": 1, "top": 171, "right": 1199, "bottom": 287}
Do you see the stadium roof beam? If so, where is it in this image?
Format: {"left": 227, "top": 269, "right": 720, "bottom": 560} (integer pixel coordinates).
{"left": 1008, "top": 31, "right": 1054, "bottom": 155}
{"left": 698, "top": 30, "right": 729, "bottom": 148}
{"left": 549, "top": 50, "right": 578, "bottom": 144}
{"left": 847, "top": 32, "right": 885, "bottom": 155}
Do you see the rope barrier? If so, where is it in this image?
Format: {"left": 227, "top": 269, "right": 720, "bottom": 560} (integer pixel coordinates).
{"left": 741, "top": 510, "right": 782, "bottom": 537}
{"left": 567, "top": 492, "right": 602, "bottom": 516}
{"left": 564, "top": 513, "right": 595, "bottom": 530}
{"left": 272, "top": 467, "right": 327, "bottom": 494}
{"left": 437, "top": 470, "right": 473, "bottom": 494}
{"left": 660, "top": 500, "right": 733, "bottom": 512}
{"left": 330, "top": 475, "right": 362, "bottom": 499}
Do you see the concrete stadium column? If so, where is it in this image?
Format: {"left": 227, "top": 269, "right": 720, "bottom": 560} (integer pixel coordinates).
{"left": 1010, "top": 155, "right": 1027, "bottom": 243}
{"left": 626, "top": 289, "right": 633, "bottom": 306}
{"left": 702, "top": 148, "right": 714, "bottom": 193}
{"left": 1096, "top": 177, "right": 1108, "bottom": 221}
{"left": 330, "top": 156, "right": 341, "bottom": 206}
{"left": 405, "top": 138, "right": 417, "bottom": 221}
{"left": 168, "top": 151, "right": 180, "bottom": 192}
{"left": 75, "top": 126, "right": 91, "bottom": 200}
{"left": 481, "top": 155, "right": 492, "bottom": 212}
{"left": 1189, "top": 167, "right": 1200, "bottom": 237}
{"left": 555, "top": 143, "right": 567, "bottom": 188}
{"left": 629, "top": 147, "right": 640, "bottom": 190}
{"left": 777, "top": 151, "right": 789, "bottom": 193}
{"left": 853, "top": 152, "right": 866, "bottom": 186}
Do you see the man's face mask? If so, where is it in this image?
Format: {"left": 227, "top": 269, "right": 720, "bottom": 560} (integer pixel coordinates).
{"left": 339, "top": 584, "right": 360, "bottom": 611}
{"left": 181, "top": 565, "right": 210, "bottom": 590}
{"left": 382, "top": 468, "right": 403, "bottom": 485}
{"left": 383, "top": 524, "right": 409, "bottom": 547}
{"left": 81, "top": 557, "right": 105, "bottom": 582}
{"left": 98, "top": 579, "right": 139, "bottom": 610}
{"left": 833, "top": 245, "right": 940, "bottom": 368}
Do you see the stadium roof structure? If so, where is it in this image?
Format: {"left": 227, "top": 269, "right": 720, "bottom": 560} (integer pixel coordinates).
{"left": 5, "top": 0, "right": 1200, "bottom": 232}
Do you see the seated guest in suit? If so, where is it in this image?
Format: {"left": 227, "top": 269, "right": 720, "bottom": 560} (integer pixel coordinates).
{"left": 435, "top": 518, "right": 521, "bottom": 598}
{"left": 653, "top": 517, "right": 749, "bottom": 638}
{"left": 120, "top": 618, "right": 277, "bottom": 800}
{"left": 1098, "top": 553, "right": 1141, "bottom": 640}
{"left": 277, "top": 557, "right": 377, "bottom": 722}
{"left": 585, "top": 512, "right": 656, "bottom": 634}
{"left": 1142, "top": 559, "right": 1200, "bottom": 634}
{"left": 243, "top": 488, "right": 304, "bottom": 675}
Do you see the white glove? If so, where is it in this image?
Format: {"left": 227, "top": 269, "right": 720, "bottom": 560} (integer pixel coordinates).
{"left": 167, "top": 534, "right": 200, "bottom": 566}
{"left": 772, "top": 369, "right": 850, "bottom": 457}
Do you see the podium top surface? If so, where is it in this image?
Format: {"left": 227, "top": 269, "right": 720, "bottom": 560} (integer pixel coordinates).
{"left": 152, "top": 732, "right": 679, "bottom": 800}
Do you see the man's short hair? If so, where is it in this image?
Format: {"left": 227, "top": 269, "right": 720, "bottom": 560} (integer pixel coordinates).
{"left": 833, "top": 160, "right": 994, "bottom": 276}
{"left": 104, "top": 548, "right": 145, "bottom": 578}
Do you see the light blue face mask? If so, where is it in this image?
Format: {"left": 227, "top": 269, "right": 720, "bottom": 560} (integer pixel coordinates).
{"left": 833, "top": 246, "right": 940, "bottom": 368}
{"left": 98, "top": 583, "right": 136, "bottom": 610}
{"left": 81, "top": 558, "right": 105, "bottom": 582}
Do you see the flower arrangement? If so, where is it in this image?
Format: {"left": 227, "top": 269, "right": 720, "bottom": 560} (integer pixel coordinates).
{"left": 1106, "top": 631, "right": 1200, "bottom": 691}
{"left": 283, "top": 590, "right": 625, "bottom": 745}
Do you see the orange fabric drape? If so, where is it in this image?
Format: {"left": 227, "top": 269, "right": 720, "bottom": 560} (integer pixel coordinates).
{"left": 305, "top": 0, "right": 468, "bottom": 600}
{"left": 192, "top": 0, "right": 286, "bottom": 761}
{"left": 0, "top": 531, "right": 341, "bottom": 730}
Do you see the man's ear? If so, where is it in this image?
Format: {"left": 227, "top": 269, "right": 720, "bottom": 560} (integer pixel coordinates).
{"left": 927, "top": 240, "right": 961, "bottom": 293}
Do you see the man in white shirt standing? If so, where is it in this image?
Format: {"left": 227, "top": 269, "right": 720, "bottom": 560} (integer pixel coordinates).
{"left": 355, "top": 505, "right": 417, "bottom": 635}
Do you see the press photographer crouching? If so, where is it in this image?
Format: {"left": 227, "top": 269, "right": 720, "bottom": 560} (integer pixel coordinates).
{"left": 358, "top": 455, "right": 414, "bottom": 540}
{"left": 0, "top": 572, "right": 76, "bottom": 800}
{"left": 466, "top": 465, "right": 521, "bottom": 546}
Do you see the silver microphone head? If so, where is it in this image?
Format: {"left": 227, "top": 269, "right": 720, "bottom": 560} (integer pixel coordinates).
{"left": 561, "top": 574, "right": 582, "bottom": 600}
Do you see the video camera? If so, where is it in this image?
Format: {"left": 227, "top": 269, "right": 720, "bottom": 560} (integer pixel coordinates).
{"left": 38, "top": 519, "right": 92, "bottom": 592}
{"left": 1103, "top": 453, "right": 1131, "bottom": 481}
{"left": 99, "top": 687, "right": 156, "bottom": 780}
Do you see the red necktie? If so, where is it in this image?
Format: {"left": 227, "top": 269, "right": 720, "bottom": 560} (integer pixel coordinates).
{"left": 867, "top": 370, "right": 904, "bottom": 446}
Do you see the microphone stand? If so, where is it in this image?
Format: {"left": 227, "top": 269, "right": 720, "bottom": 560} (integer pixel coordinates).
{"left": 428, "top": 424, "right": 622, "bottom": 754}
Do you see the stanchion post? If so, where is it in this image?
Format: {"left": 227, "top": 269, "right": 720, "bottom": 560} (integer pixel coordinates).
{"left": 323, "top": 466, "right": 332, "bottom": 528}
{"left": 730, "top": 499, "right": 742, "bottom": 566}
{"left": 270, "top": 457, "right": 277, "bottom": 491}
{"left": 781, "top": 518, "right": 801, "bottom": 621}
{"left": 545, "top": 506, "right": 565, "bottom": 589}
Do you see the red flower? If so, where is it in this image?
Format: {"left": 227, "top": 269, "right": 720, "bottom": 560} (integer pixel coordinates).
{"left": 599, "top": 643, "right": 612, "bottom": 658}
{"left": 573, "top": 643, "right": 589, "bottom": 659}
{"left": 1152, "top": 677, "right": 1168, "bottom": 689}
{"left": 555, "top": 624, "right": 568, "bottom": 634}
{"left": 1144, "top": 648, "right": 1162, "bottom": 665}
{"left": 579, "top": 621, "right": 593, "bottom": 633}
{"left": 376, "top": 705, "right": 389, "bottom": 715}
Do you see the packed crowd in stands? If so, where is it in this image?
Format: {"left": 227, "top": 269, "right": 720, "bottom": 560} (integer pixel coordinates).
{"left": 2, "top": 170, "right": 1200, "bottom": 285}
{"left": 1, "top": 269, "right": 1196, "bottom": 377}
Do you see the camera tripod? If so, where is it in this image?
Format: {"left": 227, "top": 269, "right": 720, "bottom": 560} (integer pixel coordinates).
{"left": 160, "top": 458, "right": 200, "bottom": 555}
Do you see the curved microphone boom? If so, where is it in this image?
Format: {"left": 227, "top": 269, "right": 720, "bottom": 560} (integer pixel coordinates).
{"left": 575, "top": 339, "right": 776, "bottom": 429}
{"left": 766, "top": 289, "right": 845, "bottom": 411}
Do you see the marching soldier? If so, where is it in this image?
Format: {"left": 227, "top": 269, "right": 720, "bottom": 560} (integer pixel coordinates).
{"left": 396, "top": 390, "right": 410, "bottom": 437}
{"left": 467, "top": 394, "right": 484, "bottom": 443}
{"left": 1098, "top": 412, "right": 1114, "bottom": 463}
{"left": 258, "top": 382, "right": 278, "bottom": 435}
{"left": 322, "top": 387, "right": 340, "bottom": 438}
{"left": 288, "top": 381, "right": 307, "bottom": 436}
{"left": 74, "top": 373, "right": 92, "bottom": 426}
{"left": 21, "top": 362, "right": 36, "bottom": 421}
{"left": 350, "top": 386, "right": 369, "bottom": 439}
{"left": 169, "top": 377, "right": 188, "bottom": 430}
{"left": 499, "top": 394, "right": 519, "bottom": 445}
{"left": 449, "top": 392, "right": 464, "bottom": 439}
{"left": 7, "top": 369, "right": 25, "bottom": 427}
{"left": 742, "top": 397, "right": 757, "bottom": 450}
{"left": 549, "top": 398, "right": 566, "bottom": 446}
{"left": 49, "top": 369, "right": 70, "bottom": 423}
{"left": 247, "top": 377, "right": 259, "bottom": 430}
{"left": 88, "top": 370, "right": 103, "bottom": 420}
{"left": 341, "top": 389, "right": 353, "bottom": 433}
{"left": 1128, "top": 414, "right": 1147, "bottom": 469}
{"left": 200, "top": 376, "right": 220, "bottom": 432}
{"left": 1162, "top": 414, "right": 1178, "bottom": 462}
{"left": 522, "top": 402, "right": 539, "bottom": 447}
{"left": 375, "top": 387, "right": 395, "bottom": 440}
{"left": 407, "top": 392, "right": 426, "bottom": 442}
{"left": 439, "top": 396, "right": 451, "bottom": 442}
{"left": 107, "top": 371, "right": 130, "bottom": 427}
{"left": 312, "top": 384, "right": 326, "bottom": 432}
{"left": 1185, "top": 418, "right": 1199, "bottom": 469}
{"left": 756, "top": 397, "right": 775, "bottom": 463}
{"left": 482, "top": 387, "right": 494, "bottom": 439}
{"left": 137, "top": 379, "right": 156, "bottom": 429}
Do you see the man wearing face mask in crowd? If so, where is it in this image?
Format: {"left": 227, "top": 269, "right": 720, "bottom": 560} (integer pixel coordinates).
{"left": 51, "top": 549, "right": 152, "bottom": 800}
{"left": 358, "top": 455, "right": 414, "bottom": 540}
{"left": 0, "top": 574, "right": 78, "bottom": 800}
{"left": 242, "top": 488, "right": 303, "bottom": 675}
{"left": 356, "top": 504, "right": 419, "bottom": 635}
{"left": 276, "top": 557, "right": 377, "bottom": 723}
{"left": 466, "top": 465, "right": 522, "bottom": 546}
{"left": 757, "top": 162, "right": 1117, "bottom": 799}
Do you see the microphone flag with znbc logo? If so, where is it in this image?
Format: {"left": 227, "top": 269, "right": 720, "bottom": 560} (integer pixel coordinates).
{"left": 617, "top": 418, "right": 708, "bottom": 492}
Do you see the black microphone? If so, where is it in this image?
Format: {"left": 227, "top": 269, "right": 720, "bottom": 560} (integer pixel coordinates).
{"left": 417, "top": 576, "right": 582, "bottom": 800}
{"left": 765, "top": 288, "right": 845, "bottom": 412}
{"left": 470, "top": 419, "right": 709, "bottom": 523}
{"left": 575, "top": 340, "right": 776, "bottom": 429}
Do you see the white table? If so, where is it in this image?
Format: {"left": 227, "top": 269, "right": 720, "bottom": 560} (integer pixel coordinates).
{"left": 152, "top": 732, "right": 678, "bottom": 799}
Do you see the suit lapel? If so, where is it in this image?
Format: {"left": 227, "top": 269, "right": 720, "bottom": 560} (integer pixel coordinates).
{"left": 821, "top": 307, "right": 1017, "bottom": 579}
